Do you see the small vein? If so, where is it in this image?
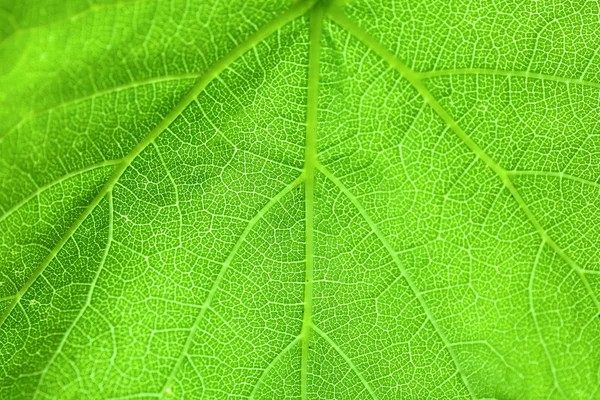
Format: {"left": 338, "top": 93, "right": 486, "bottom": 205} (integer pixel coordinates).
{"left": 448, "top": 340, "right": 524, "bottom": 379}
{"left": 0, "top": 72, "right": 203, "bottom": 144}
{"left": 105, "top": 394, "right": 161, "bottom": 400}
{"left": 248, "top": 335, "right": 302, "bottom": 399}
{"left": 312, "top": 325, "right": 379, "bottom": 400}
{"left": 0, "top": 0, "right": 154, "bottom": 47}
{"left": 416, "top": 68, "right": 600, "bottom": 91}
{"left": 152, "top": 142, "right": 182, "bottom": 247}
{"left": 0, "top": 159, "right": 121, "bottom": 224}
{"left": 529, "top": 240, "right": 567, "bottom": 399}
{"left": 507, "top": 170, "right": 600, "bottom": 191}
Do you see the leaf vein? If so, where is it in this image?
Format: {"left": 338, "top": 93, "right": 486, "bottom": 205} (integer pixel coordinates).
{"left": 312, "top": 325, "right": 379, "bottom": 400}
{"left": 417, "top": 68, "right": 600, "bottom": 90}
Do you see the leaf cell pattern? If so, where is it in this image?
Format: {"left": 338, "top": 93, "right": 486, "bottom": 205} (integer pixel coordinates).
{"left": 1, "top": 0, "right": 600, "bottom": 399}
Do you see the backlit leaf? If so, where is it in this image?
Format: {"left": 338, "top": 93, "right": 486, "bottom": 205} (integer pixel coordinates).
{"left": 1, "top": 0, "right": 600, "bottom": 398}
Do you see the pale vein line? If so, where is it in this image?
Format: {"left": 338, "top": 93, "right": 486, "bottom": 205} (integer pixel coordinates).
{"left": 507, "top": 170, "right": 600, "bottom": 191}
{"left": 328, "top": 8, "right": 600, "bottom": 316}
{"left": 0, "top": 0, "right": 154, "bottom": 46}
{"left": 312, "top": 325, "right": 379, "bottom": 400}
{"left": 106, "top": 394, "right": 161, "bottom": 400}
{"left": 0, "top": 0, "right": 314, "bottom": 329}
{"left": 300, "top": 4, "right": 322, "bottom": 400}
{"left": 31, "top": 191, "right": 114, "bottom": 400}
{"left": 152, "top": 142, "right": 182, "bottom": 248}
{"left": 158, "top": 174, "right": 305, "bottom": 397}
{"left": 248, "top": 335, "right": 302, "bottom": 400}
{"left": 590, "top": 374, "right": 600, "bottom": 399}
{"left": 529, "top": 240, "right": 567, "bottom": 399}
{"left": 416, "top": 68, "right": 600, "bottom": 91}
{"left": 582, "top": 270, "right": 600, "bottom": 276}
{"left": 316, "top": 162, "right": 477, "bottom": 400}
{"left": 0, "top": 159, "right": 121, "bottom": 224}
{"left": 448, "top": 341, "right": 524, "bottom": 379}
{"left": 0, "top": 72, "right": 203, "bottom": 144}
{"left": 0, "top": 9, "right": 18, "bottom": 31}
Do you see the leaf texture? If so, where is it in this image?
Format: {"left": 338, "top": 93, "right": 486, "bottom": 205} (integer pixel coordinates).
{"left": 1, "top": 0, "right": 600, "bottom": 398}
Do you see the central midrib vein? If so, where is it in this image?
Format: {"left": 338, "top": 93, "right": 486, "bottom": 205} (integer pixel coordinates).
{"left": 301, "top": 3, "right": 323, "bottom": 399}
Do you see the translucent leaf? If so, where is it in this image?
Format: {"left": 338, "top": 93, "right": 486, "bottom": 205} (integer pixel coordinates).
{"left": 1, "top": 0, "right": 599, "bottom": 398}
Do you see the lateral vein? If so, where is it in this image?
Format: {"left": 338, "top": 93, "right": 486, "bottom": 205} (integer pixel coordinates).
{"left": 417, "top": 68, "right": 600, "bottom": 91}
{"left": 0, "top": 0, "right": 316, "bottom": 330}
{"left": 312, "top": 325, "right": 379, "bottom": 400}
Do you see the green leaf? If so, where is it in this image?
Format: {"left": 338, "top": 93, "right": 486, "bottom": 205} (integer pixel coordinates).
{"left": 1, "top": 0, "right": 599, "bottom": 398}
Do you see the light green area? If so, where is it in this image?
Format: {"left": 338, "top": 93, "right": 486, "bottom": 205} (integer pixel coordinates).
{"left": 1, "top": 0, "right": 599, "bottom": 398}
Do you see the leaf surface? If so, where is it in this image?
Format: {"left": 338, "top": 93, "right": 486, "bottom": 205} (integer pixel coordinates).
{"left": 1, "top": 0, "right": 600, "bottom": 398}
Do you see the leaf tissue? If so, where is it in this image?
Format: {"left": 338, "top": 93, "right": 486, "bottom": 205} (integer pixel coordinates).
{"left": 1, "top": 0, "right": 600, "bottom": 398}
